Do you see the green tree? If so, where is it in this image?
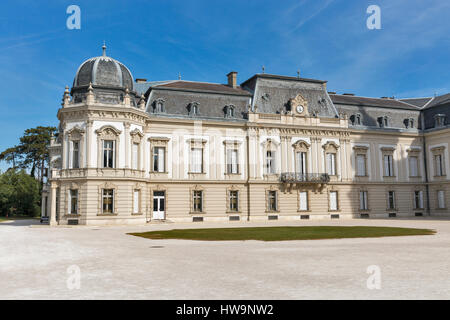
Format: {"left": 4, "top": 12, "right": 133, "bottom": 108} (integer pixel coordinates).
{"left": 0, "top": 169, "right": 40, "bottom": 217}
{"left": 0, "top": 146, "right": 23, "bottom": 168}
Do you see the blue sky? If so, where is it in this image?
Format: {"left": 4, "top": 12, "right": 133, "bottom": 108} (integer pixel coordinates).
{"left": 0, "top": 0, "right": 449, "bottom": 170}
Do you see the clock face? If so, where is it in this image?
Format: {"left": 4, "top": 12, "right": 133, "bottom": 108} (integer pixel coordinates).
{"left": 296, "top": 105, "right": 304, "bottom": 113}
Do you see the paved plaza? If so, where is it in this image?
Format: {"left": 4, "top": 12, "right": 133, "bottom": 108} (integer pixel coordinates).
{"left": 1, "top": 218, "right": 449, "bottom": 299}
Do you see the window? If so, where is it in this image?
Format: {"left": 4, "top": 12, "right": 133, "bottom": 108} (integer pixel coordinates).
{"left": 299, "top": 191, "right": 308, "bottom": 211}
{"left": 225, "top": 105, "right": 235, "bottom": 118}
{"left": 69, "top": 189, "right": 78, "bottom": 214}
{"left": 266, "top": 151, "right": 276, "bottom": 174}
{"left": 360, "top": 191, "right": 368, "bottom": 210}
{"left": 356, "top": 154, "right": 366, "bottom": 176}
{"left": 268, "top": 191, "right": 277, "bottom": 212}
{"left": 154, "top": 99, "right": 165, "bottom": 113}
{"left": 326, "top": 153, "right": 336, "bottom": 176}
{"left": 71, "top": 141, "right": 80, "bottom": 169}
{"left": 102, "top": 189, "right": 114, "bottom": 214}
{"left": 133, "top": 190, "right": 140, "bottom": 214}
{"left": 356, "top": 114, "right": 361, "bottom": 125}
{"left": 409, "top": 156, "right": 419, "bottom": 177}
{"left": 190, "top": 148, "right": 203, "bottom": 173}
{"left": 414, "top": 191, "right": 424, "bottom": 209}
{"left": 384, "top": 154, "right": 394, "bottom": 177}
{"left": 329, "top": 191, "right": 338, "bottom": 211}
{"left": 434, "top": 114, "right": 446, "bottom": 128}
{"left": 435, "top": 154, "right": 444, "bottom": 176}
{"left": 193, "top": 190, "right": 203, "bottom": 212}
{"left": 229, "top": 190, "right": 239, "bottom": 212}
{"left": 103, "top": 140, "right": 115, "bottom": 168}
{"left": 226, "top": 149, "right": 239, "bottom": 174}
{"left": 296, "top": 152, "right": 307, "bottom": 175}
{"left": 438, "top": 190, "right": 446, "bottom": 209}
{"left": 388, "top": 191, "right": 396, "bottom": 210}
{"left": 378, "top": 116, "right": 389, "bottom": 128}
{"left": 152, "top": 147, "right": 165, "bottom": 173}
{"left": 132, "top": 143, "right": 139, "bottom": 170}
{"left": 189, "top": 102, "right": 200, "bottom": 116}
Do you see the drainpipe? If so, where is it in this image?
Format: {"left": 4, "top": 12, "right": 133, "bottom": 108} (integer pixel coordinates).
{"left": 246, "top": 129, "right": 251, "bottom": 222}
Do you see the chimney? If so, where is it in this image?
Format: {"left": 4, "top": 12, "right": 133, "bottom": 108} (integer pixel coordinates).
{"left": 227, "top": 71, "right": 238, "bottom": 88}
{"left": 135, "top": 78, "right": 147, "bottom": 83}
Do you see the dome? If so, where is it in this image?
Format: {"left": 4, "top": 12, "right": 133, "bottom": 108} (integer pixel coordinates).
{"left": 73, "top": 44, "right": 134, "bottom": 90}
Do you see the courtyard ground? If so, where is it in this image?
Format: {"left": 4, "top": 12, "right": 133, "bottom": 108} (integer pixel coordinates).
{"left": 1, "top": 218, "right": 449, "bottom": 299}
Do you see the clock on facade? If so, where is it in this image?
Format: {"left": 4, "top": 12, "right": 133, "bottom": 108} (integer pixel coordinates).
{"left": 296, "top": 105, "right": 304, "bottom": 114}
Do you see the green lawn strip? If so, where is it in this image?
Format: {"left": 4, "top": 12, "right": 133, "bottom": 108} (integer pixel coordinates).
{"left": 128, "top": 226, "right": 435, "bottom": 242}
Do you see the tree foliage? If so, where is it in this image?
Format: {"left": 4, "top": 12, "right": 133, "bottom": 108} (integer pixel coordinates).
{"left": 0, "top": 169, "right": 40, "bottom": 217}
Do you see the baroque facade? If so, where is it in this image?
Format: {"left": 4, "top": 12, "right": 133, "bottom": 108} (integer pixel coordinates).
{"left": 41, "top": 47, "right": 450, "bottom": 225}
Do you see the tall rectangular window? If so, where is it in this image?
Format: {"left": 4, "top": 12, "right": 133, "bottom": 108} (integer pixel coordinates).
{"left": 384, "top": 155, "right": 394, "bottom": 177}
{"left": 266, "top": 151, "right": 275, "bottom": 174}
{"left": 103, "top": 140, "right": 115, "bottom": 168}
{"left": 414, "top": 191, "right": 424, "bottom": 209}
{"left": 299, "top": 191, "right": 308, "bottom": 211}
{"left": 153, "top": 147, "right": 165, "bottom": 173}
{"left": 360, "top": 191, "right": 368, "bottom": 210}
{"left": 268, "top": 190, "right": 277, "bottom": 211}
{"left": 326, "top": 153, "right": 336, "bottom": 176}
{"left": 296, "top": 152, "right": 307, "bottom": 175}
{"left": 102, "top": 189, "right": 114, "bottom": 214}
{"left": 409, "top": 156, "right": 419, "bottom": 177}
{"left": 69, "top": 189, "right": 78, "bottom": 214}
{"left": 193, "top": 190, "right": 203, "bottom": 212}
{"left": 190, "top": 148, "right": 203, "bottom": 173}
{"left": 438, "top": 190, "right": 446, "bottom": 209}
{"left": 132, "top": 143, "right": 139, "bottom": 170}
{"left": 229, "top": 190, "right": 239, "bottom": 212}
{"left": 226, "top": 149, "right": 239, "bottom": 174}
{"left": 356, "top": 155, "right": 366, "bottom": 176}
{"left": 72, "top": 141, "right": 80, "bottom": 169}
{"left": 435, "top": 154, "right": 444, "bottom": 176}
{"left": 329, "top": 191, "right": 338, "bottom": 211}
{"left": 388, "top": 191, "right": 396, "bottom": 210}
{"left": 133, "top": 190, "right": 140, "bottom": 214}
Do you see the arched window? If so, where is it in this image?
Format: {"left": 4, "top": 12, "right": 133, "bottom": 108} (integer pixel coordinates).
{"left": 225, "top": 105, "right": 235, "bottom": 118}
{"left": 153, "top": 98, "right": 165, "bottom": 113}
{"left": 188, "top": 102, "right": 200, "bottom": 116}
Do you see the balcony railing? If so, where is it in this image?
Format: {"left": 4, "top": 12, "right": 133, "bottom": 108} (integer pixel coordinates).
{"left": 280, "top": 173, "right": 330, "bottom": 184}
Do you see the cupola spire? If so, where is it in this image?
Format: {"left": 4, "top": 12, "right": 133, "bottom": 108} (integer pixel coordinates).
{"left": 102, "top": 41, "right": 107, "bottom": 57}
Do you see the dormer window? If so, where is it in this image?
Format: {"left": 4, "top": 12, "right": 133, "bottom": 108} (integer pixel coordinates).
{"left": 188, "top": 102, "right": 200, "bottom": 116}
{"left": 153, "top": 98, "right": 165, "bottom": 113}
{"left": 404, "top": 118, "right": 414, "bottom": 129}
{"left": 355, "top": 114, "right": 361, "bottom": 125}
{"left": 378, "top": 116, "right": 389, "bottom": 128}
{"left": 435, "top": 114, "right": 446, "bottom": 128}
{"left": 224, "top": 105, "right": 235, "bottom": 118}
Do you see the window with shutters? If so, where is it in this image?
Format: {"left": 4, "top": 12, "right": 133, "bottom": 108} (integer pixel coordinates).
{"left": 226, "top": 149, "right": 239, "bottom": 174}
{"left": 414, "top": 190, "right": 424, "bottom": 209}
{"left": 149, "top": 137, "right": 170, "bottom": 174}
{"left": 152, "top": 147, "right": 165, "bottom": 173}
{"left": 409, "top": 156, "right": 419, "bottom": 177}
{"left": 292, "top": 140, "right": 310, "bottom": 176}
{"left": 387, "top": 191, "right": 396, "bottom": 210}
{"left": 381, "top": 147, "right": 396, "bottom": 177}
{"left": 69, "top": 189, "right": 78, "bottom": 215}
{"left": 188, "top": 139, "right": 206, "bottom": 174}
{"left": 262, "top": 139, "right": 279, "bottom": 176}
{"left": 71, "top": 141, "right": 80, "bottom": 169}
{"left": 133, "top": 189, "right": 140, "bottom": 214}
{"left": 437, "top": 190, "right": 446, "bottom": 209}
{"left": 323, "top": 142, "right": 339, "bottom": 177}
{"left": 298, "top": 191, "right": 309, "bottom": 211}
{"left": 353, "top": 146, "right": 369, "bottom": 178}
{"left": 132, "top": 143, "right": 139, "bottom": 170}
{"left": 359, "top": 191, "right": 369, "bottom": 211}
{"left": 431, "top": 147, "right": 446, "bottom": 177}
{"left": 329, "top": 191, "right": 338, "bottom": 211}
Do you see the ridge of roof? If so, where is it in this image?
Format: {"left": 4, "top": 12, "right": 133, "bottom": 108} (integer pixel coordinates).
{"left": 329, "top": 94, "right": 421, "bottom": 110}
{"left": 152, "top": 80, "right": 252, "bottom": 96}
{"left": 241, "top": 73, "right": 327, "bottom": 87}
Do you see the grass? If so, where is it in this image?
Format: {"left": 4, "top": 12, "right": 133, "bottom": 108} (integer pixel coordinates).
{"left": 128, "top": 226, "right": 436, "bottom": 242}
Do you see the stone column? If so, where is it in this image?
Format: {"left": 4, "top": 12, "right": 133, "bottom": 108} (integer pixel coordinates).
{"left": 124, "top": 122, "right": 130, "bottom": 169}
{"left": 50, "top": 182, "right": 58, "bottom": 226}
{"left": 286, "top": 136, "right": 293, "bottom": 172}
{"left": 280, "top": 136, "right": 287, "bottom": 173}
{"left": 255, "top": 132, "right": 261, "bottom": 179}
{"left": 86, "top": 120, "right": 93, "bottom": 168}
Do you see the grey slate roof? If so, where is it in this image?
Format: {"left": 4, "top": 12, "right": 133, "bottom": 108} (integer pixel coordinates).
{"left": 400, "top": 97, "right": 432, "bottom": 108}
{"left": 330, "top": 94, "right": 420, "bottom": 110}
{"left": 242, "top": 74, "right": 337, "bottom": 118}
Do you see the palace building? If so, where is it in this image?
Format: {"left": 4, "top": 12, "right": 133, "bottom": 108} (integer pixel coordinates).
{"left": 41, "top": 46, "right": 450, "bottom": 225}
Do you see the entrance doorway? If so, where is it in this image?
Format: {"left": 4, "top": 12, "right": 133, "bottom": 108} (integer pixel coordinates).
{"left": 152, "top": 191, "right": 165, "bottom": 220}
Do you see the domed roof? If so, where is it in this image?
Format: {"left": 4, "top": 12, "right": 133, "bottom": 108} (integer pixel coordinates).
{"left": 73, "top": 44, "right": 134, "bottom": 90}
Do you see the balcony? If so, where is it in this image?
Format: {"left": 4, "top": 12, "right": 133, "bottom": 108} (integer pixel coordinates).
{"left": 280, "top": 173, "right": 330, "bottom": 184}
